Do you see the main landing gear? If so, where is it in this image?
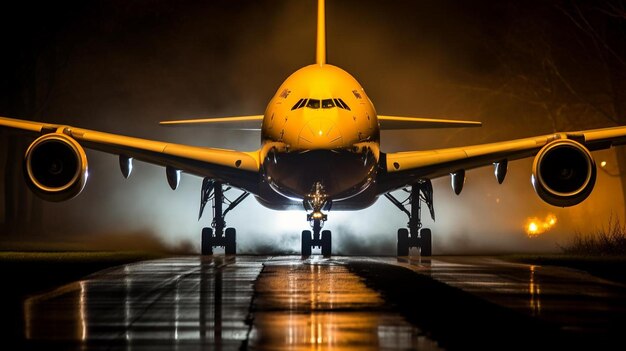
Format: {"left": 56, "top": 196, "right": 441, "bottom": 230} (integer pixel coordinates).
{"left": 199, "top": 178, "right": 249, "bottom": 255}
{"left": 301, "top": 182, "right": 332, "bottom": 257}
{"left": 385, "top": 180, "right": 435, "bottom": 257}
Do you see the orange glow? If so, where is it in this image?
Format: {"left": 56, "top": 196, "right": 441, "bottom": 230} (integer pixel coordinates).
{"left": 529, "top": 265, "right": 541, "bottom": 316}
{"left": 525, "top": 214, "right": 557, "bottom": 237}
{"left": 249, "top": 261, "right": 433, "bottom": 349}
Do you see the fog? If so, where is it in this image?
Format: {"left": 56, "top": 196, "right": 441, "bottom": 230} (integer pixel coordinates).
{"left": 2, "top": 0, "right": 624, "bottom": 254}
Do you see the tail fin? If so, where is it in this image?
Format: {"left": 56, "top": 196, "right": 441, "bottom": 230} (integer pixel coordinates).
{"left": 316, "top": 0, "right": 326, "bottom": 65}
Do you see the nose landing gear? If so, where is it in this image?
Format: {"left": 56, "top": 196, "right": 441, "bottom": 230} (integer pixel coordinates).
{"left": 302, "top": 212, "right": 332, "bottom": 257}
{"left": 301, "top": 182, "right": 332, "bottom": 257}
{"left": 386, "top": 180, "right": 435, "bottom": 257}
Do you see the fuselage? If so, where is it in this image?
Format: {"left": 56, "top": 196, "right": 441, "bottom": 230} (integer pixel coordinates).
{"left": 257, "top": 64, "right": 381, "bottom": 211}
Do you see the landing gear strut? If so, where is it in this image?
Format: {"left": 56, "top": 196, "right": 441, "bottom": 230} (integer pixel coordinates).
{"left": 301, "top": 182, "right": 332, "bottom": 257}
{"left": 199, "top": 178, "right": 249, "bottom": 255}
{"left": 385, "top": 180, "right": 435, "bottom": 257}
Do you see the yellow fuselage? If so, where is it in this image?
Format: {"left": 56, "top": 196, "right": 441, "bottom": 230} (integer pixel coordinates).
{"left": 258, "top": 64, "right": 381, "bottom": 210}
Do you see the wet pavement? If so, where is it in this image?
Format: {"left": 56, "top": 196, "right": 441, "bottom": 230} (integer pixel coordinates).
{"left": 390, "top": 256, "right": 626, "bottom": 338}
{"left": 249, "top": 257, "right": 439, "bottom": 350}
{"left": 22, "top": 255, "right": 626, "bottom": 349}
{"left": 23, "top": 256, "right": 440, "bottom": 350}
{"left": 25, "top": 256, "right": 262, "bottom": 349}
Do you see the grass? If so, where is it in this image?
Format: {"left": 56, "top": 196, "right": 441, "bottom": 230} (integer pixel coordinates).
{"left": 560, "top": 217, "right": 626, "bottom": 256}
{"left": 506, "top": 218, "right": 626, "bottom": 283}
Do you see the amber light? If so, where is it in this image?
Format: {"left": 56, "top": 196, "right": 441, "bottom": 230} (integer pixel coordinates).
{"left": 525, "top": 213, "right": 557, "bottom": 237}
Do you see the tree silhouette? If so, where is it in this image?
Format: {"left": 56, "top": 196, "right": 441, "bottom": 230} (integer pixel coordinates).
{"left": 0, "top": 2, "right": 80, "bottom": 235}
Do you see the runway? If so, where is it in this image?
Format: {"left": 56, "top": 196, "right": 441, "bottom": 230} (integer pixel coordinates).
{"left": 23, "top": 256, "right": 626, "bottom": 350}
{"left": 395, "top": 256, "right": 626, "bottom": 336}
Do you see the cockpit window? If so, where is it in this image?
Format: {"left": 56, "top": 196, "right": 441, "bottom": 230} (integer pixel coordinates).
{"left": 338, "top": 98, "right": 351, "bottom": 111}
{"left": 322, "top": 99, "right": 335, "bottom": 109}
{"left": 306, "top": 99, "right": 321, "bottom": 109}
{"left": 291, "top": 97, "right": 350, "bottom": 111}
{"left": 291, "top": 99, "right": 303, "bottom": 110}
{"left": 291, "top": 98, "right": 309, "bottom": 110}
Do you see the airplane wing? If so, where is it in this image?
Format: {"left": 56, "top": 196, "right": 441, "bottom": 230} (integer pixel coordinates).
{"left": 379, "top": 126, "right": 626, "bottom": 192}
{"left": 159, "top": 115, "right": 264, "bottom": 130}
{"left": 0, "top": 116, "right": 260, "bottom": 193}
{"left": 378, "top": 115, "right": 482, "bottom": 129}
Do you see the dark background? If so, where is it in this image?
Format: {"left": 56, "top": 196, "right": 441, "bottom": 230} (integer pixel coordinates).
{"left": 1, "top": 0, "right": 625, "bottom": 254}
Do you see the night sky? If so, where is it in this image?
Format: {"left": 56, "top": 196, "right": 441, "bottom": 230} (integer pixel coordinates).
{"left": 1, "top": 0, "right": 624, "bottom": 254}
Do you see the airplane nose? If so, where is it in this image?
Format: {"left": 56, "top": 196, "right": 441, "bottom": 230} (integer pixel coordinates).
{"left": 298, "top": 118, "right": 343, "bottom": 148}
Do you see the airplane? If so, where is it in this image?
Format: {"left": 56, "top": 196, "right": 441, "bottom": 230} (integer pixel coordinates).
{"left": 1, "top": 0, "right": 626, "bottom": 257}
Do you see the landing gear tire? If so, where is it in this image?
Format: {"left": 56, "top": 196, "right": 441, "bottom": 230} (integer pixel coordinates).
{"left": 386, "top": 181, "right": 435, "bottom": 258}
{"left": 321, "top": 230, "right": 332, "bottom": 257}
{"left": 420, "top": 228, "right": 432, "bottom": 257}
{"left": 225, "top": 228, "right": 236, "bottom": 255}
{"left": 202, "top": 227, "right": 213, "bottom": 255}
{"left": 302, "top": 230, "right": 312, "bottom": 257}
{"left": 198, "top": 180, "right": 250, "bottom": 256}
{"left": 397, "top": 228, "right": 409, "bottom": 256}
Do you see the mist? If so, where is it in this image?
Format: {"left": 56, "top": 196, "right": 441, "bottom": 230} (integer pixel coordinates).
{"left": 1, "top": 0, "right": 624, "bottom": 255}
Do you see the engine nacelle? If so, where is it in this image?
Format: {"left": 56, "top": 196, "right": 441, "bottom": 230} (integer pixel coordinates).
{"left": 23, "top": 133, "right": 88, "bottom": 202}
{"left": 531, "top": 139, "right": 596, "bottom": 207}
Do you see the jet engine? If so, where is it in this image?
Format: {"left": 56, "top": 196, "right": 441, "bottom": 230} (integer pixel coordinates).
{"left": 531, "top": 139, "right": 596, "bottom": 207}
{"left": 23, "top": 133, "right": 88, "bottom": 202}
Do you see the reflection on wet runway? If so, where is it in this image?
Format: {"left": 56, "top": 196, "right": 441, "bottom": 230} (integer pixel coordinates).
{"left": 24, "top": 256, "right": 441, "bottom": 350}
{"left": 25, "top": 256, "right": 262, "bottom": 349}
{"left": 249, "top": 257, "right": 439, "bottom": 350}
{"left": 23, "top": 255, "right": 626, "bottom": 348}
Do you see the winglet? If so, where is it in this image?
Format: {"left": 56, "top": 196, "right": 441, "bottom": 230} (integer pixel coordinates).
{"left": 316, "top": 0, "right": 326, "bottom": 65}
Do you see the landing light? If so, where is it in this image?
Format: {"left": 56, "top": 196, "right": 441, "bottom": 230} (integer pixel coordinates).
{"left": 601, "top": 161, "right": 607, "bottom": 168}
